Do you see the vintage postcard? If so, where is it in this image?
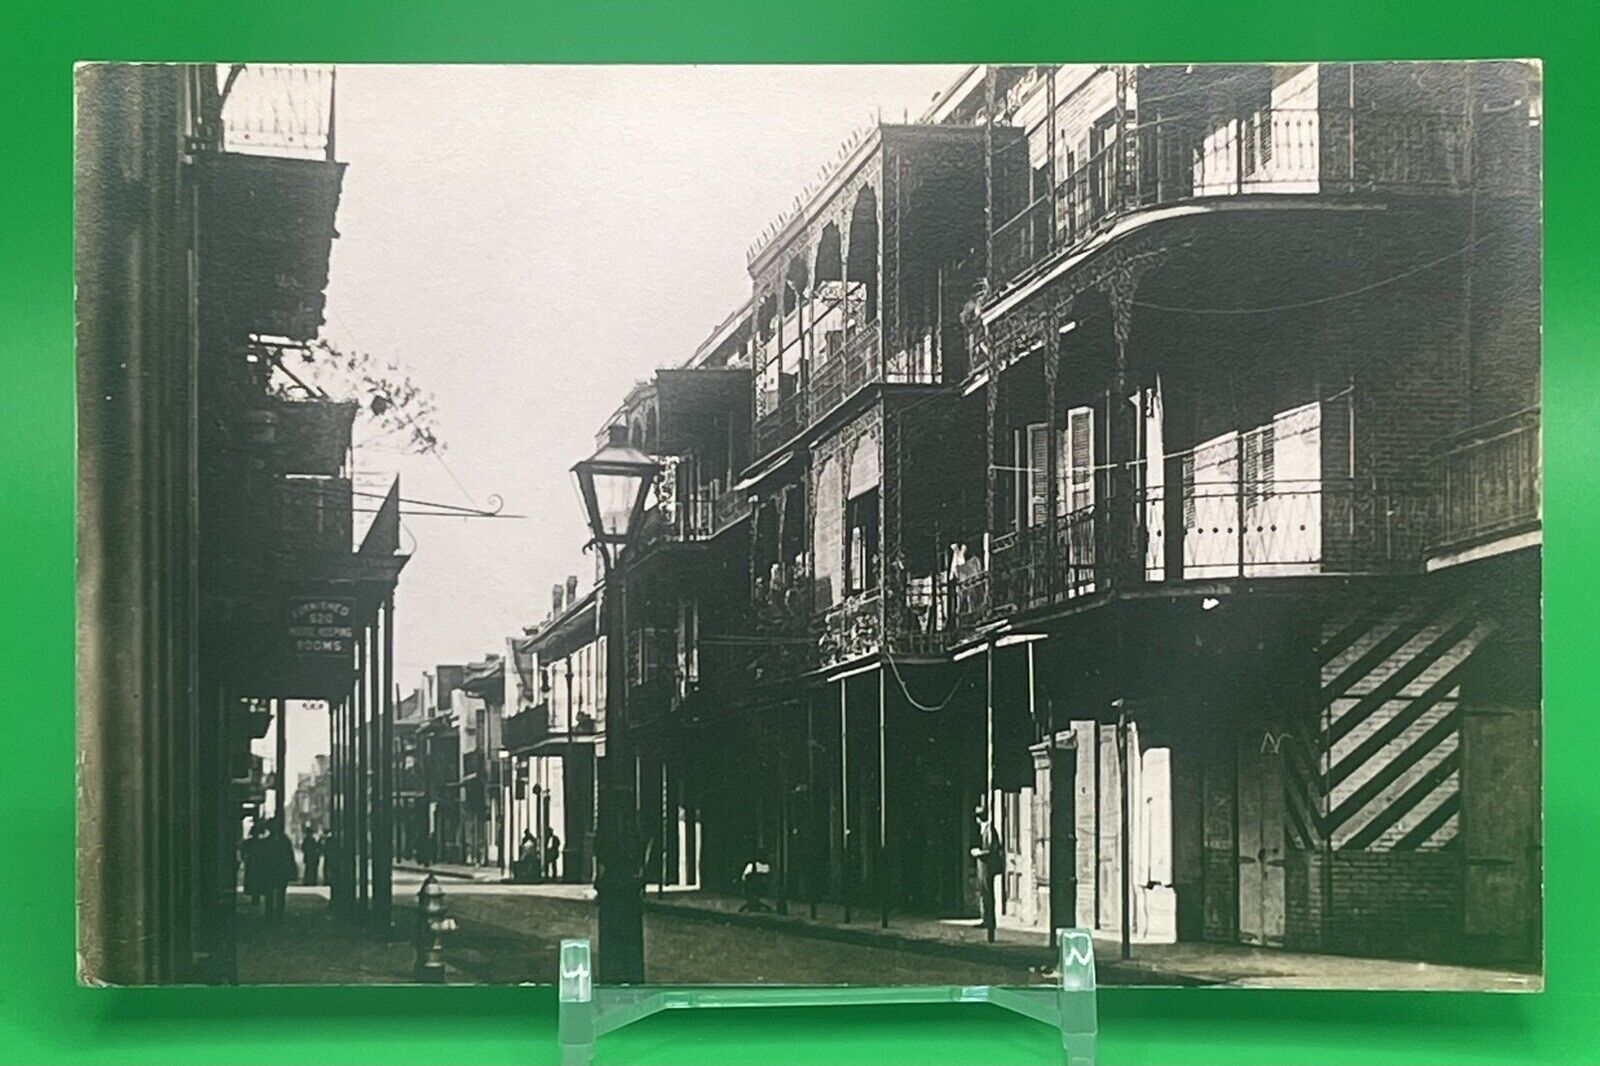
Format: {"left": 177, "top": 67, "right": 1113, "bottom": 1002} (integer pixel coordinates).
{"left": 76, "top": 61, "right": 1542, "bottom": 988}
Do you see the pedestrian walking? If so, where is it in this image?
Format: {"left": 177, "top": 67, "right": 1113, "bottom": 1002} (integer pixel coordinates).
{"left": 301, "top": 825, "right": 322, "bottom": 886}
{"left": 971, "top": 804, "right": 1002, "bottom": 943}
{"left": 259, "top": 818, "right": 297, "bottom": 923}
{"left": 543, "top": 826, "right": 561, "bottom": 881}
{"left": 242, "top": 821, "right": 267, "bottom": 913}
{"left": 514, "top": 829, "right": 539, "bottom": 883}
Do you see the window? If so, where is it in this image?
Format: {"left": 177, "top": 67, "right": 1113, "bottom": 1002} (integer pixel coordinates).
{"left": 845, "top": 488, "right": 879, "bottom": 595}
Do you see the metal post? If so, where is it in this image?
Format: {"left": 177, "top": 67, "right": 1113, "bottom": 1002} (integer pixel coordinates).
{"left": 1236, "top": 432, "right": 1247, "bottom": 578}
{"left": 595, "top": 569, "right": 645, "bottom": 984}
{"left": 806, "top": 694, "right": 819, "bottom": 920}
{"left": 983, "top": 65, "right": 996, "bottom": 282}
{"left": 355, "top": 627, "right": 369, "bottom": 910}
{"left": 840, "top": 677, "right": 851, "bottom": 924}
{"left": 373, "top": 596, "right": 394, "bottom": 927}
{"left": 878, "top": 666, "right": 888, "bottom": 929}
{"left": 274, "top": 699, "right": 287, "bottom": 823}
{"left": 1116, "top": 702, "right": 1131, "bottom": 962}
{"left": 986, "top": 642, "right": 996, "bottom": 801}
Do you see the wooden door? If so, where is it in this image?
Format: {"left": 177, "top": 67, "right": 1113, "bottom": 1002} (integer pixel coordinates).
{"left": 1462, "top": 702, "right": 1540, "bottom": 962}
{"left": 1042, "top": 742, "right": 1078, "bottom": 933}
{"left": 1237, "top": 732, "right": 1287, "bottom": 945}
{"left": 1200, "top": 737, "right": 1236, "bottom": 941}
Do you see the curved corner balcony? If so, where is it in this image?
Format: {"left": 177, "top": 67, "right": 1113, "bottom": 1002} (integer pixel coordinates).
{"left": 990, "top": 105, "right": 1537, "bottom": 294}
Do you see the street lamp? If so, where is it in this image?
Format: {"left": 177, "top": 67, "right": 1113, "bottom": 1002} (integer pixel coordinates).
{"left": 572, "top": 423, "right": 659, "bottom": 985}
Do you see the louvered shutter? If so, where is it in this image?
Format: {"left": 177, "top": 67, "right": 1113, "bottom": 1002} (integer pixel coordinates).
{"left": 1243, "top": 423, "right": 1275, "bottom": 507}
{"left": 1067, "top": 406, "right": 1095, "bottom": 513}
{"left": 1028, "top": 423, "right": 1050, "bottom": 527}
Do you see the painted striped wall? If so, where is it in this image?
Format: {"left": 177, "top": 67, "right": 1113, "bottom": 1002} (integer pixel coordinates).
{"left": 1284, "top": 593, "right": 1495, "bottom": 853}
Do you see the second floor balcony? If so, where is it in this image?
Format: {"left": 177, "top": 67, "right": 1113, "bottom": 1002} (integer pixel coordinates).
{"left": 1430, "top": 408, "right": 1541, "bottom": 560}
{"left": 979, "top": 475, "right": 1433, "bottom": 622}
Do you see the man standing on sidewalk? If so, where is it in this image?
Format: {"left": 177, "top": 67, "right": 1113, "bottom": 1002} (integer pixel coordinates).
{"left": 971, "top": 805, "right": 1002, "bottom": 943}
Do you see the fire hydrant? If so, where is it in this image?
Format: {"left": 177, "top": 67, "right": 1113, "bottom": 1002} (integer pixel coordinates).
{"left": 414, "top": 874, "right": 457, "bottom": 983}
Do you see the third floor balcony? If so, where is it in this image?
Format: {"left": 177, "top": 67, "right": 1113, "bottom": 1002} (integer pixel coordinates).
{"left": 991, "top": 102, "right": 1538, "bottom": 294}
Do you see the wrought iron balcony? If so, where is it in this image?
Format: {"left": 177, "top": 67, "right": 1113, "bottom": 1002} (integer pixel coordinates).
{"left": 818, "top": 590, "right": 883, "bottom": 670}
{"left": 276, "top": 476, "right": 352, "bottom": 553}
{"left": 754, "top": 392, "right": 806, "bottom": 457}
{"left": 809, "top": 323, "right": 882, "bottom": 427}
{"left": 220, "top": 63, "right": 336, "bottom": 162}
{"left": 1431, "top": 408, "right": 1541, "bottom": 554}
{"left": 982, "top": 477, "right": 1430, "bottom": 619}
{"left": 991, "top": 105, "right": 1534, "bottom": 290}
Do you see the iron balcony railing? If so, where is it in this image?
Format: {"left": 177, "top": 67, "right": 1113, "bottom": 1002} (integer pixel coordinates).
{"left": 992, "top": 105, "right": 1534, "bottom": 290}
{"left": 754, "top": 392, "right": 806, "bottom": 456}
{"left": 220, "top": 63, "right": 337, "bottom": 161}
{"left": 643, "top": 464, "right": 751, "bottom": 545}
{"left": 809, "top": 322, "right": 883, "bottom": 427}
{"left": 276, "top": 475, "right": 352, "bottom": 553}
{"left": 818, "top": 589, "right": 883, "bottom": 669}
{"left": 983, "top": 477, "right": 1430, "bottom": 617}
{"left": 1432, "top": 408, "right": 1541, "bottom": 552}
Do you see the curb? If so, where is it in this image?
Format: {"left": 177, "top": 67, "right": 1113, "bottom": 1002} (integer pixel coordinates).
{"left": 394, "top": 864, "right": 505, "bottom": 884}
{"left": 643, "top": 898, "right": 1054, "bottom": 970}
{"left": 639, "top": 899, "right": 1213, "bottom": 984}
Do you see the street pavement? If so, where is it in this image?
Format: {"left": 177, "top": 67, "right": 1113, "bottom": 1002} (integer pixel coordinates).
{"left": 236, "top": 871, "right": 1539, "bottom": 990}
{"left": 240, "top": 874, "right": 1040, "bottom": 986}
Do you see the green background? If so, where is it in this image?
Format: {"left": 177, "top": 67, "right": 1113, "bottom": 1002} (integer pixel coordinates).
{"left": 2, "top": 1, "right": 1594, "bottom": 1062}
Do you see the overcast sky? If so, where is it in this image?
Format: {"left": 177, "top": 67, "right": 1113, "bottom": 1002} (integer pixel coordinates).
{"left": 270, "top": 64, "right": 968, "bottom": 790}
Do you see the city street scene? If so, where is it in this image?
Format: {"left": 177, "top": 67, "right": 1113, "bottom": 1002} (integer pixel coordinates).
{"left": 77, "top": 61, "right": 1542, "bottom": 990}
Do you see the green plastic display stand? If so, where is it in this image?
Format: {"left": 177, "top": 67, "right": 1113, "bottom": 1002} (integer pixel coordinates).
{"left": 557, "top": 928, "right": 1098, "bottom": 1066}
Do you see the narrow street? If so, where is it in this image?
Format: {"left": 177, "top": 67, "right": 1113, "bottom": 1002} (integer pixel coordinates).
{"left": 240, "top": 873, "right": 1042, "bottom": 986}
{"left": 236, "top": 871, "right": 1537, "bottom": 990}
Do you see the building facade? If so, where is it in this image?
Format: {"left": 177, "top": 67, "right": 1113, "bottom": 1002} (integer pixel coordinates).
{"left": 76, "top": 63, "right": 410, "bottom": 983}
{"left": 563, "top": 61, "right": 1541, "bottom": 964}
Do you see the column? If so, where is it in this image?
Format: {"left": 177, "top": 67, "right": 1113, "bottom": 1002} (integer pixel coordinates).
{"left": 373, "top": 596, "right": 394, "bottom": 926}
{"left": 274, "top": 699, "right": 288, "bottom": 824}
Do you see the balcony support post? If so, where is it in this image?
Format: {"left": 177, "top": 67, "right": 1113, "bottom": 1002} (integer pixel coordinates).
{"left": 1044, "top": 306, "right": 1063, "bottom": 601}
{"left": 274, "top": 698, "right": 287, "bottom": 826}
{"left": 1163, "top": 372, "right": 1195, "bottom": 581}
{"left": 373, "top": 594, "right": 394, "bottom": 928}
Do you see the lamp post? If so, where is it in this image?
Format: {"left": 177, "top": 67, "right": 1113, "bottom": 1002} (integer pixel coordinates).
{"left": 572, "top": 423, "right": 659, "bottom": 985}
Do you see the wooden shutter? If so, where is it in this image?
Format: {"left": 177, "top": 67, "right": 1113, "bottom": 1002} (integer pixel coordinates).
{"left": 1067, "top": 406, "right": 1095, "bottom": 513}
{"left": 1243, "top": 423, "right": 1275, "bottom": 506}
{"left": 1028, "top": 423, "right": 1050, "bottom": 527}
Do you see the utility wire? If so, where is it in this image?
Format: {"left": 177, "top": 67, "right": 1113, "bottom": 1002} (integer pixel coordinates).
{"left": 1130, "top": 235, "right": 1488, "bottom": 316}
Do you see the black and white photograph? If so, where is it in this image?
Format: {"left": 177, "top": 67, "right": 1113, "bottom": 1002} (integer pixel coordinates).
{"left": 76, "top": 61, "right": 1542, "bottom": 989}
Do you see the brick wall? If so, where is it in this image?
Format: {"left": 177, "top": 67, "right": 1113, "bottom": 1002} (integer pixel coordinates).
{"left": 1286, "top": 848, "right": 1463, "bottom": 959}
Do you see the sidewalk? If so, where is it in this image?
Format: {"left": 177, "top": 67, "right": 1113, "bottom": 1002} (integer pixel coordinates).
{"left": 639, "top": 890, "right": 1540, "bottom": 990}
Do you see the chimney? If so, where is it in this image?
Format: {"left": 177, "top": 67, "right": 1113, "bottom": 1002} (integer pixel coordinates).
{"left": 565, "top": 575, "right": 579, "bottom": 608}
{"left": 551, "top": 583, "right": 564, "bottom": 618}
